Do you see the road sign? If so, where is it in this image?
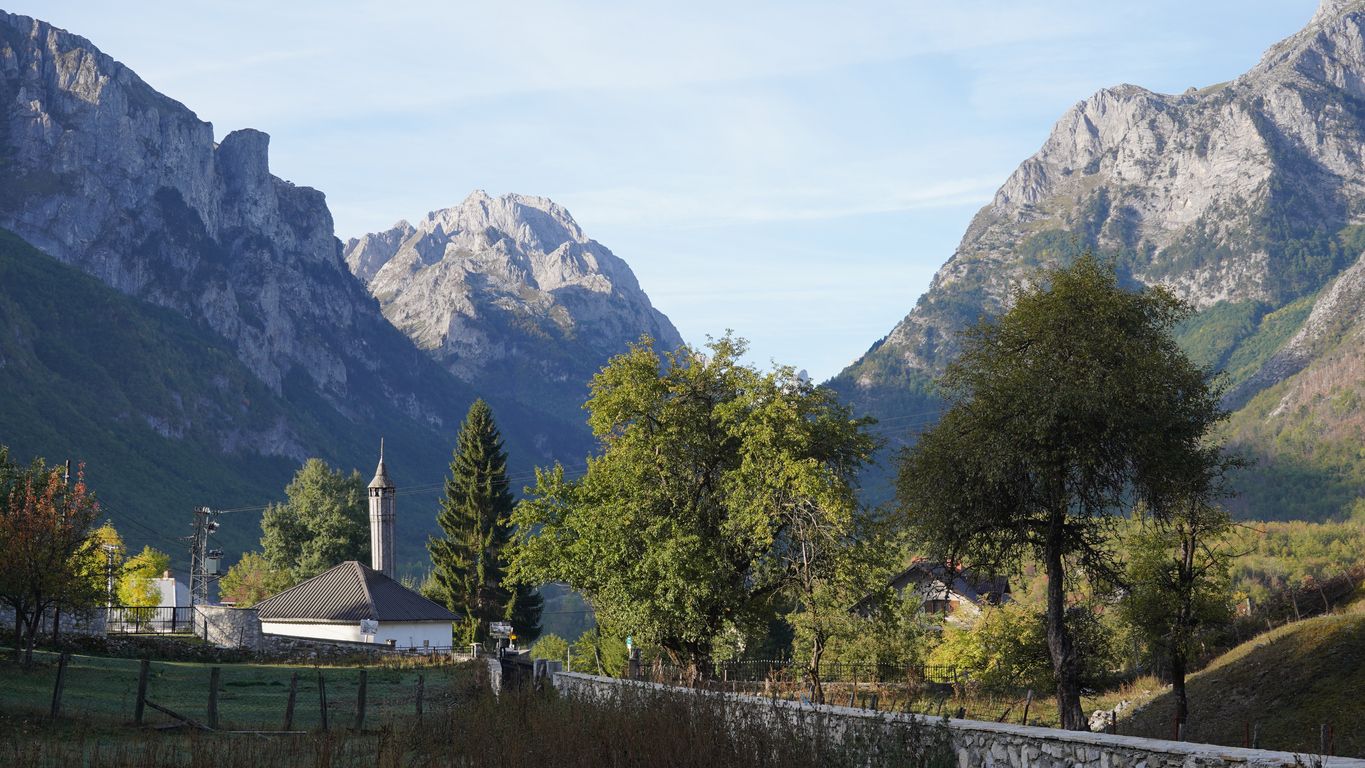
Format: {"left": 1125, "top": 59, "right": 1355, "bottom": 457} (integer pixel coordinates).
{"left": 360, "top": 619, "right": 379, "bottom": 635}
{"left": 490, "top": 621, "right": 513, "bottom": 638}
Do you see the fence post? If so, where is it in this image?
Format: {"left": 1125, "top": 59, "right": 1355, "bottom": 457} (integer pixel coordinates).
{"left": 1252, "top": 722, "right": 1260, "bottom": 748}
{"left": 1020, "top": 689, "right": 1032, "bottom": 725}
{"left": 415, "top": 674, "right": 424, "bottom": 721}
{"left": 355, "top": 669, "right": 368, "bottom": 731}
{"left": 318, "top": 669, "right": 329, "bottom": 731}
{"left": 207, "top": 667, "right": 220, "bottom": 730}
{"left": 49, "top": 652, "right": 69, "bottom": 719}
{"left": 135, "top": 658, "right": 150, "bottom": 726}
{"left": 284, "top": 671, "right": 298, "bottom": 731}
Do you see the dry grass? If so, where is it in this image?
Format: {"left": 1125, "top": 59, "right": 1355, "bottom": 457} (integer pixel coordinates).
{"left": 0, "top": 665, "right": 957, "bottom": 768}
{"left": 1120, "top": 611, "right": 1365, "bottom": 755}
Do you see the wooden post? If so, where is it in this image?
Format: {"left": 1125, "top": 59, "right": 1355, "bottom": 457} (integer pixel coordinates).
{"left": 1252, "top": 722, "right": 1260, "bottom": 748}
{"left": 135, "top": 659, "right": 150, "bottom": 726}
{"left": 207, "top": 667, "right": 220, "bottom": 730}
{"left": 1321, "top": 723, "right": 1329, "bottom": 755}
{"left": 354, "top": 670, "right": 368, "bottom": 731}
{"left": 49, "top": 652, "right": 69, "bottom": 719}
{"left": 1020, "top": 689, "right": 1032, "bottom": 725}
{"left": 284, "top": 672, "right": 298, "bottom": 731}
{"left": 318, "top": 669, "right": 329, "bottom": 732}
{"left": 415, "top": 674, "right": 424, "bottom": 721}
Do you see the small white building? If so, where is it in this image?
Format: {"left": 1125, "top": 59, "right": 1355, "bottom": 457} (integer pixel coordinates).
{"left": 252, "top": 446, "right": 456, "bottom": 649}
{"left": 254, "top": 560, "right": 455, "bottom": 649}
{"left": 151, "top": 573, "right": 190, "bottom": 609}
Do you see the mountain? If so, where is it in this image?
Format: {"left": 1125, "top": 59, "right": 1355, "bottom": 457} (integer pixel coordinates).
{"left": 344, "top": 192, "right": 683, "bottom": 427}
{"left": 831, "top": 0, "right": 1365, "bottom": 520}
{"left": 0, "top": 11, "right": 660, "bottom": 563}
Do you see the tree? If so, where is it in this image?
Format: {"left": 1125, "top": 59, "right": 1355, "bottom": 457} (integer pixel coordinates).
{"left": 896, "top": 255, "right": 1226, "bottom": 729}
{"left": 117, "top": 545, "right": 172, "bottom": 607}
{"left": 260, "top": 459, "right": 369, "bottom": 581}
{"left": 427, "top": 400, "right": 540, "bottom": 645}
{"left": 0, "top": 457, "right": 102, "bottom": 664}
{"left": 1120, "top": 488, "right": 1235, "bottom": 734}
{"left": 219, "top": 551, "right": 293, "bottom": 608}
{"left": 510, "top": 335, "right": 877, "bottom": 668}
{"left": 530, "top": 632, "right": 570, "bottom": 663}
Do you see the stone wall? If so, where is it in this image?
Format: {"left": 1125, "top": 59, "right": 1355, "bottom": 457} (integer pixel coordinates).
{"left": 0, "top": 604, "right": 106, "bottom": 639}
{"left": 552, "top": 672, "right": 1365, "bottom": 768}
{"left": 193, "top": 605, "right": 262, "bottom": 650}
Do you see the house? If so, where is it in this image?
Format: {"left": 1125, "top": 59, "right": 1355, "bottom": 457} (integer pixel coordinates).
{"left": 252, "top": 445, "right": 457, "bottom": 649}
{"left": 876, "top": 560, "right": 1010, "bottom": 623}
{"left": 151, "top": 571, "right": 190, "bottom": 610}
{"left": 254, "top": 560, "right": 456, "bottom": 649}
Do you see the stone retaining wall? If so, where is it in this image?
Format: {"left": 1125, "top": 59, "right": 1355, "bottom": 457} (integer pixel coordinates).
{"left": 0, "top": 604, "right": 106, "bottom": 639}
{"left": 193, "top": 605, "right": 262, "bottom": 649}
{"left": 552, "top": 672, "right": 1365, "bottom": 768}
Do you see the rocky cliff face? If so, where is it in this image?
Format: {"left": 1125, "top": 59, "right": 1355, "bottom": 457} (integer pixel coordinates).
{"left": 0, "top": 11, "right": 592, "bottom": 558}
{"left": 344, "top": 192, "right": 683, "bottom": 419}
{"left": 833, "top": 0, "right": 1365, "bottom": 520}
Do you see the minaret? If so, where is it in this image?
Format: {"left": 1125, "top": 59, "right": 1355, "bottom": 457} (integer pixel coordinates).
{"left": 367, "top": 439, "right": 396, "bottom": 577}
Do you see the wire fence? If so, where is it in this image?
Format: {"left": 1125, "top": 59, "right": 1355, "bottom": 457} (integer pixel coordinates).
{"left": 2, "top": 649, "right": 468, "bottom": 732}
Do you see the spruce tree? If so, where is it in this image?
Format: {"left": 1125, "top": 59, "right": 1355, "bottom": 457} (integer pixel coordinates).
{"left": 428, "top": 400, "right": 540, "bottom": 644}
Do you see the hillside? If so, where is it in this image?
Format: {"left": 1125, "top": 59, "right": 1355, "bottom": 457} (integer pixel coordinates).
{"left": 831, "top": 0, "right": 1365, "bottom": 520}
{"left": 1122, "top": 606, "right": 1365, "bottom": 756}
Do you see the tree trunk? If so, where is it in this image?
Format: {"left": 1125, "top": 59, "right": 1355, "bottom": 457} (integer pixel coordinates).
{"left": 1171, "top": 646, "right": 1188, "bottom": 737}
{"left": 807, "top": 630, "right": 825, "bottom": 705}
{"left": 12, "top": 609, "right": 26, "bottom": 663}
{"left": 1044, "top": 529, "right": 1086, "bottom": 730}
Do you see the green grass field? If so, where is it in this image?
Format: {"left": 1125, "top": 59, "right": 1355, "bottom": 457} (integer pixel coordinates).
{"left": 2, "top": 650, "right": 462, "bottom": 731}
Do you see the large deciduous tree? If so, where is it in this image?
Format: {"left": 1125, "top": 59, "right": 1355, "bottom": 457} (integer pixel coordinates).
{"left": 428, "top": 400, "right": 541, "bottom": 645}
{"left": 510, "top": 335, "right": 877, "bottom": 668}
{"left": 0, "top": 452, "right": 102, "bottom": 665}
{"left": 896, "top": 255, "right": 1226, "bottom": 730}
{"left": 260, "top": 459, "right": 369, "bottom": 581}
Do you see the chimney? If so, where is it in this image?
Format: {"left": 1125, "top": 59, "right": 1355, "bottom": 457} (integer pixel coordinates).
{"left": 367, "top": 439, "right": 396, "bottom": 577}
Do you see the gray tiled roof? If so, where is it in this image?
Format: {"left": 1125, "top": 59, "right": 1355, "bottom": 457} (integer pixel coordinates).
{"left": 254, "top": 561, "right": 457, "bottom": 623}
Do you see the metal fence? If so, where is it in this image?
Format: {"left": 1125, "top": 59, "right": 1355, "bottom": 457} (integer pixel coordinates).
{"left": 105, "top": 606, "right": 194, "bottom": 634}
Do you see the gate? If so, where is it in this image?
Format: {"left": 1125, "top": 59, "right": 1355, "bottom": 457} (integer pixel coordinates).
{"left": 106, "top": 606, "right": 194, "bottom": 634}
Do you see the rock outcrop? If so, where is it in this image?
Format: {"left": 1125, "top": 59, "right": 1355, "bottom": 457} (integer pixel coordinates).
{"left": 344, "top": 192, "right": 682, "bottom": 418}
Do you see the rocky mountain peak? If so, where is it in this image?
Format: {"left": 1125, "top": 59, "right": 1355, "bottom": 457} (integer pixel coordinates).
{"left": 343, "top": 192, "right": 681, "bottom": 417}
{"left": 1312, "top": 0, "right": 1365, "bottom": 26}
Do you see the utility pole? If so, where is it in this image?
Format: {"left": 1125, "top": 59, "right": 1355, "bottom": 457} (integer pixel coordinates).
{"left": 187, "top": 507, "right": 221, "bottom": 606}
{"left": 102, "top": 543, "right": 119, "bottom": 607}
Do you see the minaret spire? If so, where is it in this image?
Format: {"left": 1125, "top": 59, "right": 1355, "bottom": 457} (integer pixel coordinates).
{"left": 368, "top": 439, "right": 396, "bottom": 577}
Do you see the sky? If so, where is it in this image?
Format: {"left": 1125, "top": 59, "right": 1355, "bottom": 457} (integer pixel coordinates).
{"left": 22, "top": 1, "right": 1320, "bottom": 380}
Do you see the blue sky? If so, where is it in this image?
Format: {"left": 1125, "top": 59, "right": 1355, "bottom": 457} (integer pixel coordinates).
{"left": 26, "top": 1, "right": 1319, "bottom": 380}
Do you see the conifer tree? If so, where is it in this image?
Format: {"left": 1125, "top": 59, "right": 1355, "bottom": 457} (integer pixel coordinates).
{"left": 428, "top": 400, "right": 540, "bottom": 644}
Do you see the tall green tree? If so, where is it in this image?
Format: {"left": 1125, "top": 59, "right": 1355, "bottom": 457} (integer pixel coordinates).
{"left": 428, "top": 400, "right": 540, "bottom": 645}
{"left": 896, "top": 255, "right": 1226, "bottom": 730}
{"left": 510, "top": 335, "right": 877, "bottom": 667}
{"left": 260, "top": 459, "right": 369, "bottom": 581}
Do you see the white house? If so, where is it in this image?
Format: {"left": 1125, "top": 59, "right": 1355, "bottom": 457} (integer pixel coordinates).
{"left": 252, "top": 446, "right": 456, "bottom": 649}
{"left": 254, "top": 560, "right": 456, "bottom": 649}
